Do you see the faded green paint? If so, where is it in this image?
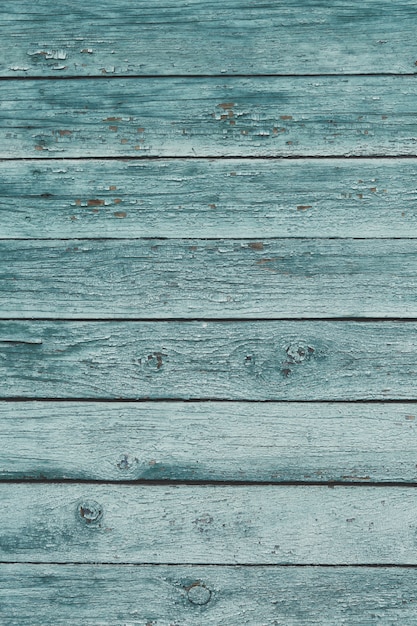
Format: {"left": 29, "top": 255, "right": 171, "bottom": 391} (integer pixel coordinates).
{"left": 1, "top": 320, "right": 417, "bottom": 399}
{"left": 1, "top": 0, "right": 417, "bottom": 76}
{"left": 1, "top": 484, "right": 417, "bottom": 564}
{"left": 0, "top": 77, "right": 417, "bottom": 157}
{"left": 0, "top": 401, "right": 417, "bottom": 482}
{"left": 2, "top": 238, "right": 417, "bottom": 318}
{"left": 1, "top": 158, "right": 415, "bottom": 239}
{"left": 2, "top": 0, "right": 417, "bottom": 621}
{"left": 2, "top": 564, "right": 417, "bottom": 625}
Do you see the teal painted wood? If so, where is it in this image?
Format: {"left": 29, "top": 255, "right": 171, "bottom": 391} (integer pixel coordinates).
{"left": 1, "top": 401, "right": 417, "bottom": 482}
{"left": 3, "top": 0, "right": 417, "bottom": 617}
{"left": 3, "top": 238, "right": 417, "bottom": 318}
{"left": 1, "top": 158, "right": 417, "bottom": 239}
{"left": 1, "top": 484, "right": 417, "bottom": 564}
{"left": 2, "top": 77, "right": 417, "bottom": 157}
{"left": 2, "top": 321, "right": 417, "bottom": 400}
{"left": 2, "top": 0, "right": 417, "bottom": 77}
{"left": 1, "top": 565, "right": 417, "bottom": 626}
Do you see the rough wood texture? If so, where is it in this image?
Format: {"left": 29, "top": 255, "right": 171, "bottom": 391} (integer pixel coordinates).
{"left": 1, "top": 564, "right": 417, "bottom": 625}
{"left": 2, "top": 77, "right": 417, "bottom": 157}
{"left": 3, "top": 0, "right": 417, "bottom": 621}
{"left": 1, "top": 484, "right": 417, "bottom": 564}
{"left": 3, "top": 238, "right": 417, "bottom": 318}
{"left": 2, "top": 401, "right": 417, "bottom": 482}
{"left": 2, "top": 321, "right": 417, "bottom": 400}
{"left": 2, "top": 158, "right": 416, "bottom": 239}
{"left": 2, "top": 0, "right": 417, "bottom": 77}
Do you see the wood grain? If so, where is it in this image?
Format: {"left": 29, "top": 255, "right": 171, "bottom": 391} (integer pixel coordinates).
{"left": 3, "top": 0, "right": 417, "bottom": 617}
{"left": 1, "top": 564, "right": 417, "bottom": 625}
{"left": 2, "top": 0, "right": 417, "bottom": 77}
{"left": 2, "top": 77, "right": 417, "bottom": 157}
{"left": 3, "top": 238, "right": 417, "bottom": 318}
{"left": 1, "top": 401, "right": 417, "bottom": 482}
{"left": 2, "top": 158, "right": 416, "bottom": 239}
{"left": 1, "top": 484, "right": 417, "bottom": 564}
{"left": 2, "top": 321, "right": 417, "bottom": 400}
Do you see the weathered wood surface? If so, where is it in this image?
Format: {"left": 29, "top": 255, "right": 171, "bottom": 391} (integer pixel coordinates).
{"left": 3, "top": 238, "right": 417, "bottom": 318}
{"left": 2, "top": 77, "right": 417, "bottom": 157}
{"left": 2, "top": 321, "right": 417, "bottom": 400}
{"left": 3, "top": 158, "right": 416, "bottom": 239}
{"left": 2, "top": 401, "right": 417, "bottom": 482}
{"left": 1, "top": 564, "right": 417, "bottom": 626}
{"left": 2, "top": 0, "right": 417, "bottom": 77}
{"left": 1, "top": 484, "right": 417, "bottom": 564}
{"left": 4, "top": 0, "right": 417, "bottom": 621}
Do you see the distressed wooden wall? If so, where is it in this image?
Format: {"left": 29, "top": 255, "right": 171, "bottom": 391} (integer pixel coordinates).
{"left": 1, "top": 2, "right": 417, "bottom": 623}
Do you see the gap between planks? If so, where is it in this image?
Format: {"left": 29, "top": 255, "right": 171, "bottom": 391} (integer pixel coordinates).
{"left": 4, "top": 238, "right": 417, "bottom": 242}
{"left": 1, "top": 479, "right": 417, "bottom": 488}
{"left": 3, "top": 398, "right": 417, "bottom": 403}
{"left": 4, "top": 562, "right": 417, "bottom": 568}
{"left": 2, "top": 155, "right": 417, "bottom": 161}
{"left": 2, "top": 74, "right": 417, "bottom": 81}
{"left": 2, "top": 318, "right": 417, "bottom": 322}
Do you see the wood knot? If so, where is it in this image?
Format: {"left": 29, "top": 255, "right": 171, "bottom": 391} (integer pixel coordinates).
{"left": 285, "top": 343, "right": 314, "bottom": 364}
{"left": 77, "top": 500, "right": 103, "bottom": 525}
{"left": 134, "top": 351, "right": 166, "bottom": 372}
{"left": 116, "top": 453, "right": 138, "bottom": 471}
{"left": 186, "top": 582, "right": 212, "bottom": 605}
{"left": 145, "top": 352, "right": 165, "bottom": 371}
{"left": 281, "top": 343, "right": 315, "bottom": 377}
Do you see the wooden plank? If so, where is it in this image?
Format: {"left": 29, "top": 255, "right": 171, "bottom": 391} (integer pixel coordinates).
{"left": 2, "top": 0, "right": 417, "bottom": 77}
{"left": 1, "top": 401, "right": 417, "bottom": 482}
{"left": 1, "top": 158, "right": 416, "bottom": 239}
{"left": 1, "top": 564, "right": 417, "bottom": 625}
{"left": 3, "top": 238, "right": 417, "bottom": 319}
{"left": 1, "top": 484, "right": 417, "bottom": 564}
{"left": 2, "top": 321, "right": 417, "bottom": 400}
{"left": 2, "top": 77, "right": 417, "bottom": 158}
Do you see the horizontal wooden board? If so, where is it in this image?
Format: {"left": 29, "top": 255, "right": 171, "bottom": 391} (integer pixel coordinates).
{"left": 2, "top": 0, "right": 417, "bottom": 77}
{"left": 2, "top": 77, "right": 417, "bottom": 157}
{"left": 3, "top": 238, "right": 417, "bottom": 318}
{"left": 1, "top": 565, "right": 417, "bottom": 625}
{"left": 1, "top": 401, "right": 417, "bottom": 482}
{"left": 2, "top": 321, "right": 417, "bottom": 400}
{"left": 3, "top": 158, "right": 417, "bottom": 239}
{"left": 1, "top": 484, "right": 417, "bottom": 564}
